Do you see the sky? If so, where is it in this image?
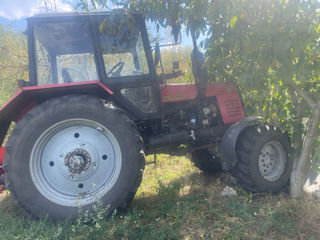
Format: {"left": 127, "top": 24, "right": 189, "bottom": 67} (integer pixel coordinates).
{"left": 0, "top": 0, "right": 72, "bottom": 30}
{"left": 0, "top": 0, "right": 204, "bottom": 47}
{"left": 0, "top": 0, "right": 41, "bottom": 20}
{"left": 0, "top": 0, "right": 72, "bottom": 20}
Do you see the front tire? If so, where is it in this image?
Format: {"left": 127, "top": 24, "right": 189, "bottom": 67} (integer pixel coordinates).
{"left": 4, "top": 95, "right": 145, "bottom": 220}
{"left": 232, "top": 124, "right": 292, "bottom": 193}
{"left": 191, "top": 149, "right": 222, "bottom": 174}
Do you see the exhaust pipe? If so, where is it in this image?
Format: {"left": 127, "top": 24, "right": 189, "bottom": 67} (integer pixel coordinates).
{"left": 146, "top": 125, "right": 227, "bottom": 150}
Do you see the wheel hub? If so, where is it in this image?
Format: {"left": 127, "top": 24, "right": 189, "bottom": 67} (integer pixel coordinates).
{"left": 258, "top": 141, "right": 286, "bottom": 181}
{"left": 64, "top": 149, "right": 91, "bottom": 174}
{"left": 30, "top": 119, "right": 122, "bottom": 207}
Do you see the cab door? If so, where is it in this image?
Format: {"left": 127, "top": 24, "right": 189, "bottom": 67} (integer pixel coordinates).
{"left": 92, "top": 14, "right": 161, "bottom": 120}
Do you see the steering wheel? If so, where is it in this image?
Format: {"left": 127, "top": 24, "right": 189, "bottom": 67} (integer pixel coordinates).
{"left": 107, "top": 61, "right": 125, "bottom": 77}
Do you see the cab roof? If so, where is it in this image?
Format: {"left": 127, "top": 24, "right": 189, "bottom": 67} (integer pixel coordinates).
{"left": 26, "top": 10, "right": 137, "bottom": 23}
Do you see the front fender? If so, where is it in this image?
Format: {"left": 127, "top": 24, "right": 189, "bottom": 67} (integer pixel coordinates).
{"left": 220, "top": 116, "right": 262, "bottom": 171}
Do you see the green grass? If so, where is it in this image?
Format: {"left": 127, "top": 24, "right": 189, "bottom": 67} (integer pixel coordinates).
{"left": 1, "top": 154, "right": 320, "bottom": 240}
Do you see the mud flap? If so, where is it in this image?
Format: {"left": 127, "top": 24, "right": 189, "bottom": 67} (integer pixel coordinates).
{"left": 220, "top": 116, "right": 262, "bottom": 171}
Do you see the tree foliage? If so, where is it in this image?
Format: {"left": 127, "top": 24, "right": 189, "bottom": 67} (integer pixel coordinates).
{"left": 76, "top": 0, "right": 209, "bottom": 42}
{"left": 205, "top": 0, "right": 320, "bottom": 197}
{"left": 206, "top": 0, "right": 320, "bottom": 116}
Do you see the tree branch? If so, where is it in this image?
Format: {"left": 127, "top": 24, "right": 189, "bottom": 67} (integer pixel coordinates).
{"left": 288, "top": 81, "right": 315, "bottom": 108}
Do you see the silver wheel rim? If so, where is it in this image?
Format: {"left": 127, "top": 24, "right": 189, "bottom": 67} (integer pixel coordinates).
{"left": 258, "top": 141, "right": 286, "bottom": 181}
{"left": 30, "top": 119, "right": 122, "bottom": 207}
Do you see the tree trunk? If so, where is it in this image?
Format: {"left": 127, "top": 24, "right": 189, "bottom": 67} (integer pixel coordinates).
{"left": 290, "top": 107, "right": 320, "bottom": 198}
{"left": 287, "top": 87, "right": 304, "bottom": 148}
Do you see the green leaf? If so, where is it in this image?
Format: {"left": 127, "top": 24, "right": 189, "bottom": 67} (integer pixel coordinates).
{"left": 230, "top": 16, "right": 238, "bottom": 29}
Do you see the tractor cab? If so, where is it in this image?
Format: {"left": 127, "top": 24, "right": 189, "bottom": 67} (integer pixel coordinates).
{"left": 26, "top": 11, "right": 161, "bottom": 119}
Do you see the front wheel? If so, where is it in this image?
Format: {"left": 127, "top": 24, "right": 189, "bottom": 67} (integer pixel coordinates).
{"left": 232, "top": 124, "right": 292, "bottom": 193}
{"left": 4, "top": 95, "right": 145, "bottom": 220}
{"left": 191, "top": 149, "right": 222, "bottom": 174}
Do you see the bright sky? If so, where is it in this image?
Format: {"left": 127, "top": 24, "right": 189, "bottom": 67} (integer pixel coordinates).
{"left": 0, "top": 0, "right": 72, "bottom": 20}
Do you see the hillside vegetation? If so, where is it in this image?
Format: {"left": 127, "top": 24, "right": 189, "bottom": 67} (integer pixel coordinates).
{"left": 0, "top": 25, "right": 26, "bottom": 106}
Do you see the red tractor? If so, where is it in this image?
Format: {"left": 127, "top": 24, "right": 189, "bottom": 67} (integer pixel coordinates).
{"left": 0, "top": 11, "right": 292, "bottom": 220}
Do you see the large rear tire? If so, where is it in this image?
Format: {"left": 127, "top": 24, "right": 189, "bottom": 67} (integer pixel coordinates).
{"left": 232, "top": 124, "right": 292, "bottom": 192}
{"left": 3, "top": 95, "right": 145, "bottom": 220}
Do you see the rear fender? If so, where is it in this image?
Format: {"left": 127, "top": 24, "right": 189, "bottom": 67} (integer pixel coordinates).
{"left": 0, "top": 81, "right": 113, "bottom": 147}
{"left": 220, "top": 116, "right": 262, "bottom": 171}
